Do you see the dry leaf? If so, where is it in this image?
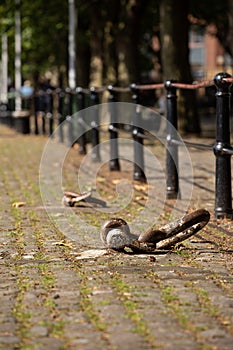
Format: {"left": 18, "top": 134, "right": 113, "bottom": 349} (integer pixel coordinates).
{"left": 112, "top": 179, "right": 121, "bottom": 185}
{"left": 12, "top": 202, "right": 27, "bottom": 208}
{"left": 73, "top": 143, "right": 79, "bottom": 150}
{"left": 134, "top": 184, "right": 149, "bottom": 191}
{"left": 75, "top": 249, "right": 108, "bottom": 260}
{"left": 97, "top": 177, "right": 105, "bottom": 183}
{"left": 135, "top": 195, "right": 146, "bottom": 201}
{"left": 52, "top": 241, "right": 73, "bottom": 248}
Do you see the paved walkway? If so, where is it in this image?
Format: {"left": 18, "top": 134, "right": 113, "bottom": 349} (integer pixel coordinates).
{"left": 0, "top": 124, "right": 233, "bottom": 350}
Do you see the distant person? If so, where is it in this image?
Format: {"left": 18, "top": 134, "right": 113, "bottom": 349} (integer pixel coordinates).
{"left": 20, "top": 80, "right": 34, "bottom": 97}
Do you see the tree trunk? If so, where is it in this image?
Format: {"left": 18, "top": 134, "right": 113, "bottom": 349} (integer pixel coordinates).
{"left": 88, "top": 4, "right": 104, "bottom": 87}
{"left": 102, "top": 0, "right": 120, "bottom": 85}
{"left": 116, "top": 0, "right": 148, "bottom": 85}
{"left": 76, "top": 43, "right": 90, "bottom": 87}
{"left": 159, "top": 0, "right": 200, "bottom": 134}
{"left": 226, "top": 0, "right": 233, "bottom": 56}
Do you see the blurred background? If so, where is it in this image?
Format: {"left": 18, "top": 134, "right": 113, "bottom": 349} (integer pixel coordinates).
{"left": 0, "top": 0, "right": 233, "bottom": 133}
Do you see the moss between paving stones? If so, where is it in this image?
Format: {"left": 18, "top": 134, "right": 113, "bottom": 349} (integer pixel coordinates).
{"left": 0, "top": 125, "right": 233, "bottom": 350}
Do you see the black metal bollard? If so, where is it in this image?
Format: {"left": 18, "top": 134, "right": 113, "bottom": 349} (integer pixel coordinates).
{"left": 33, "top": 94, "right": 39, "bottom": 135}
{"left": 41, "top": 92, "right": 46, "bottom": 135}
{"left": 7, "top": 94, "right": 15, "bottom": 112}
{"left": 57, "top": 88, "right": 65, "bottom": 143}
{"left": 108, "top": 86, "right": 120, "bottom": 171}
{"left": 213, "top": 72, "right": 233, "bottom": 219}
{"left": 12, "top": 110, "right": 30, "bottom": 134}
{"left": 89, "top": 87, "right": 101, "bottom": 162}
{"left": 47, "top": 90, "right": 54, "bottom": 137}
{"left": 131, "top": 84, "right": 146, "bottom": 182}
{"left": 66, "top": 88, "right": 74, "bottom": 147}
{"left": 34, "top": 90, "right": 46, "bottom": 135}
{"left": 76, "top": 87, "right": 87, "bottom": 154}
{"left": 165, "top": 80, "right": 179, "bottom": 199}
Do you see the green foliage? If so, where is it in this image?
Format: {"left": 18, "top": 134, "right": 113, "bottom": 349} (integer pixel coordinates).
{"left": 0, "top": 0, "right": 68, "bottom": 81}
{"left": 21, "top": 0, "right": 68, "bottom": 72}
{"left": 189, "top": 0, "right": 228, "bottom": 25}
{"left": 0, "top": 0, "right": 231, "bottom": 86}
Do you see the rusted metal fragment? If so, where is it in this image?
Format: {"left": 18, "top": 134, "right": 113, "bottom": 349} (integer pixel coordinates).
{"left": 101, "top": 209, "right": 210, "bottom": 252}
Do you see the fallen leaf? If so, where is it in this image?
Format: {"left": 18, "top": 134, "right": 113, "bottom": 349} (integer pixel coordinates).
{"left": 134, "top": 184, "right": 149, "bottom": 191}
{"left": 75, "top": 249, "right": 109, "bottom": 260}
{"left": 12, "top": 202, "right": 27, "bottom": 208}
{"left": 22, "top": 254, "right": 35, "bottom": 260}
{"left": 112, "top": 179, "right": 121, "bottom": 185}
{"left": 52, "top": 241, "right": 73, "bottom": 248}
{"left": 135, "top": 195, "right": 146, "bottom": 201}
{"left": 73, "top": 143, "right": 79, "bottom": 150}
{"left": 97, "top": 177, "right": 106, "bottom": 183}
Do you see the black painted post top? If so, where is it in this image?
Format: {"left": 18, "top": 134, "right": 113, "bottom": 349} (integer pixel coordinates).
{"left": 108, "top": 85, "right": 116, "bottom": 102}
{"left": 89, "top": 87, "right": 99, "bottom": 105}
{"left": 130, "top": 84, "right": 140, "bottom": 105}
{"left": 76, "top": 87, "right": 83, "bottom": 93}
{"left": 214, "top": 72, "right": 232, "bottom": 90}
{"left": 76, "top": 87, "right": 85, "bottom": 110}
{"left": 164, "top": 80, "right": 178, "bottom": 131}
{"left": 164, "top": 80, "right": 177, "bottom": 97}
{"left": 213, "top": 72, "right": 232, "bottom": 151}
{"left": 76, "top": 87, "right": 84, "bottom": 98}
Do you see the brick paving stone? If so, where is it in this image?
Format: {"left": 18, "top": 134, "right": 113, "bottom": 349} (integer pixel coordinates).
{"left": 0, "top": 124, "right": 232, "bottom": 350}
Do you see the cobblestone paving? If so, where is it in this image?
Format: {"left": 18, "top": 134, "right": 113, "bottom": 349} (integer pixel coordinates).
{"left": 0, "top": 125, "right": 232, "bottom": 350}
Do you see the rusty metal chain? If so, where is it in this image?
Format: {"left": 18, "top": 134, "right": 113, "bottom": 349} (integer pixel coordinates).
{"left": 100, "top": 209, "right": 210, "bottom": 252}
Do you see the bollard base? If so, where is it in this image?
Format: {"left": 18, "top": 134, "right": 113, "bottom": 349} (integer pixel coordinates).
{"left": 0, "top": 111, "right": 13, "bottom": 128}
{"left": 12, "top": 110, "right": 30, "bottom": 134}
{"left": 166, "top": 186, "right": 181, "bottom": 200}
{"left": 78, "top": 146, "right": 87, "bottom": 155}
{"left": 214, "top": 207, "right": 233, "bottom": 220}
{"left": 109, "top": 159, "right": 120, "bottom": 171}
{"left": 133, "top": 171, "right": 147, "bottom": 183}
{"left": 91, "top": 154, "right": 101, "bottom": 163}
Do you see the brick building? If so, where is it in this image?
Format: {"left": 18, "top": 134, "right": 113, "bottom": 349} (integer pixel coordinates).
{"left": 189, "top": 24, "right": 233, "bottom": 80}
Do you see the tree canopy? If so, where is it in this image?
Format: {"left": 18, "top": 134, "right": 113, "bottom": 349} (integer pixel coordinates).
{"left": 0, "top": 0, "right": 231, "bottom": 133}
{"left": 0, "top": 0, "right": 230, "bottom": 85}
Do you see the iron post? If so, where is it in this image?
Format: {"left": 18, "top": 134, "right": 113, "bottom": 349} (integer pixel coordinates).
{"left": 47, "top": 90, "right": 54, "bottom": 137}
{"left": 131, "top": 84, "right": 146, "bottom": 182}
{"left": 33, "top": 94, "right": 39, "bottom": 135}
{"left": 165, "top": 80, "right": 179, "bottom": 199}
{"left": 76, "top": 87, "right": 87, "bottom": 154}
{"left": 57, "top": 88, "right": 65, "bottom": 143}
{"left": 213, "top": 72, "right": 233, "bottom": 219}
{"left": 108, "top": 85, "right": 120, "bottom": 171}
{"left": 66, "top": 88, "right": 74, "bottom": 147}
{"left": 89, "top": 87, "right": 101, "bottom": 162}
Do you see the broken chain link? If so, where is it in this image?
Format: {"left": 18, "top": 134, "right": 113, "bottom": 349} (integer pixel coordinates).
{"left": 100, "top": 209, "right": 210, "bottom": 252}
